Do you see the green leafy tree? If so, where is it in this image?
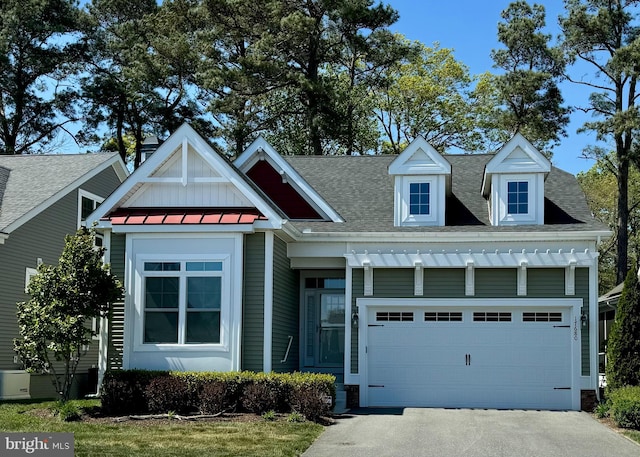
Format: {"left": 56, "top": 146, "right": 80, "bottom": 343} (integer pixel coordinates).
{"left": 372, "top": 41, "right": 482, "bottom": 154}
{"left": 577, "top": 155, "right": 640, "bottom": 293}
{"left": 195, "top": 0, "right": 283, "bottom": 156}
{"left": 605, "top": 266, "right": 640, "bottom": 390}
{"left": 560, "top": 0, "right": 640, "bottom": 284}
{"left": 0, "top": 0, "right": 84, "bottom": 155}
{"left": 14, "top": 227, "right": 123, "bottom": 402}
{"left": 488, "top": 1, "right": 568, "bottom": 156}
{"left": 199, "top": 0, "right": 400, "bottom": 156}
{"left": 81, "top": 0, "right": 208, "bottom": 167}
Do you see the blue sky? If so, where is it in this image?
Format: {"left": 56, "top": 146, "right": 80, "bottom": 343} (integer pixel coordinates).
{"left": 388, "top": 0, "right": 598, "bottom": 176}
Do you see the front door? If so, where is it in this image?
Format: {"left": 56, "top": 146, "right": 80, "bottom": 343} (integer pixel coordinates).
{"left": 302, "top": 277, "right": 345, "bottom": 369}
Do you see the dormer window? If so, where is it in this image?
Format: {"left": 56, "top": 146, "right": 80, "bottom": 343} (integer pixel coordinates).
{"left": 507, "top": 181, "right": 528, "bottom": 215}
{"left": 482, "top": 134, "right": 550, "bottom": 226}
{"left": 389, "top": 137, "right": 451, "bottom": 227}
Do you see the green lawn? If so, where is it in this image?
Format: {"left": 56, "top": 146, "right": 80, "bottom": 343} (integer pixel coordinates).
{"left": 622, "top": 429, "right": 640, "bottom": 445}
{"left": 0, "top": 400, "right": 324, "bottom": 457}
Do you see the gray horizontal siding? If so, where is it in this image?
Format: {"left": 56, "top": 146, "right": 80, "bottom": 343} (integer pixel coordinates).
{"left": 528, "top": 268, "right": 565, "bottom": 297}
{"left": 79, "top": 167, "right": 122, "bottom": 204}
{"left": 475, "top": 269, "right": 518, "bottom": 297}
{"left": 424, "top": 269, "right": 466, "bottom": 297}
{"left": 107, "top": 233, "right": 126, "bottom": 371}
{"left": 271, "top": 235, "right": 299, "bottom": 373}
{"left": 0, "top": 166, "right": 122, "bottom": 397}
{"left": 242, "top": 233, "right": 265, "bottom": 372}
{"left": 575, "top": 268, "right": 590, "bottom": 376}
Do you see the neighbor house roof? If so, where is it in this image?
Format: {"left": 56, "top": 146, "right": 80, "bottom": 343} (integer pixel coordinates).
{"left": 0, "top": 152, "right": 125, "bottom": 233}
{"left": 282, "top": 154, "right": 608, "bottom": 234}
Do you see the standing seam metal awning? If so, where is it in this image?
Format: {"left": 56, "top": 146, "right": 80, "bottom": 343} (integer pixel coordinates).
{"left": 104, "top": 207, "right": 267, "bottom": 225}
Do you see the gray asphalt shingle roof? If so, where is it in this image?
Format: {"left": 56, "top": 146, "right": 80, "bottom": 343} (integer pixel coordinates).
{"left": 283, "top": 154, "right": 608, "bottom": 234}
{"left": 0, "top": 152, "right": 119, "bottom": 233}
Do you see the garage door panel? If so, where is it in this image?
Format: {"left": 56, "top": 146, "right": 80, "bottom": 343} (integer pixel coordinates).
{"left": 366, "top": 306, "right": 573, "bottom": 410}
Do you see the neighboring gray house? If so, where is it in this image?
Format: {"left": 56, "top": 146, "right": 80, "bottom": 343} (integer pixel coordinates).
{"left": 0, "top": 153, "right": 128, "bottom": 399}
{"left": 91, "top": 124, "right": 610, "bottom": 411}
{"left": 598, "top": 282, "right": 623, "bottom": 382}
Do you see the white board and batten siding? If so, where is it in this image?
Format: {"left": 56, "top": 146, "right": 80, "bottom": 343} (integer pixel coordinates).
{"left": 125, "top": 144, "right": 253, "bottom": 208}
{"left": 358, "top": 298, "right": 583, "bottom": 411}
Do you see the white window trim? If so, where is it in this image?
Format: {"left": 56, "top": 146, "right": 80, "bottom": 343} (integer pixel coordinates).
{"left": 398, "top": 176, "right": 438, "bottom": 226}
{"left": 78, "top": 189, "right": 105, "bottom": 227}
{"left": 25, "top": 267, "right": 37, "bottom": 293}
{"left": 493, "top": 174, "right": 541, "bottom": 225}
{"left": 133, "top": 254, "right": 231, "bottom": 352}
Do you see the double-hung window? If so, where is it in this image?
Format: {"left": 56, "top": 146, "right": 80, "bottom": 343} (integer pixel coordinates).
{"left": 143, "top": 260, "right": 223, "bottom": 345}
{"left": 507, "top": 181, "right": 528, "bottom": 215}
{"left": 409, "top": 182, "right": 430, "bottom": 215}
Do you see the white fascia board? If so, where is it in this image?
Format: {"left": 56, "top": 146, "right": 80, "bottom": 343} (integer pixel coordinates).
{"left": 284, "top": 229, "right": 612, "bottom": 244}
{"left": 482, "top": 133, "right": 551, "bottom": 196}
{"left": 235, "top": 136, "right": 343, "bottom": 223}
{"left": 486, "top": 133, "right": 551, "bottom": 174}
{"left": 88, "top": 124, "right": 283, "bottom": 225}
{"left": 5, "top": 154, "right": 128, "bottom": 234}
{"left": 388, "top": 135, "right": 451, "bottom": 176}
{"left": 110, "top": 224, "right": 261, "bottom": 234}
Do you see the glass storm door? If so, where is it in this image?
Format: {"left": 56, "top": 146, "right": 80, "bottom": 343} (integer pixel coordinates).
{"left": 304, "top": 291, "right": 345, "bottom": 368}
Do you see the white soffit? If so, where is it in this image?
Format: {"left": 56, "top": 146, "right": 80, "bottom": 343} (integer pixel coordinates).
{"left": 388, "top": 136, "right": 451, "bottom": 176}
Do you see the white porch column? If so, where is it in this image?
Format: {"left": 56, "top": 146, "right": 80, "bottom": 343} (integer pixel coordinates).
{"left": 263, "top": 232, "right": 274, "bottom": 372}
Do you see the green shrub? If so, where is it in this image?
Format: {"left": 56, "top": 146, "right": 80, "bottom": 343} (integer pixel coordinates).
{"left": 145, "top": 375, "right": 193, "bottom": 414}
{"left": 99, "top": 369, "right": 336, "bottom": 422}
{"left": 594, "top": 401, "right": 610, "bottom": 419}
{"left": 242, "top": 382, "right": 280, "bottom": 413}
{"left": 261, "top": 410, "right": 277, "bottom": 421}
{"left": 51, "top": 401, "right": 81, "bottom": 422}
{"left": 101, "top": 370, "right": 166, "bottom": 415}
{"left": 287, "top": 411, "right": 305, "bottom": 423}
{"left": 609, "top": 386, "right": 640, "bottom": 429}
{"left": 197, "top": 381, "right": 231, "bottom": 414}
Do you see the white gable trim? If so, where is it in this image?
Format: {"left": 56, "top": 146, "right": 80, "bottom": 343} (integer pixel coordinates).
{"left": 482, "top": 133, "right": 551, "bottom": 196}
{"left": 4, "top": 154, "right": 128, "bottom": 234}
{"left": 235, "top": 136, "right": 343, "bottom": 223}
{"left": 388, "top": 136, "right": 451, "bottom": 176}
{"left": 90, "top": 124, "right": 284, "bottom": 229}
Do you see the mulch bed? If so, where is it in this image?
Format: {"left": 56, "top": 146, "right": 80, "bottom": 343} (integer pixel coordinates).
{"left": 27, "top": 406, "right": 335, "bottom": 426}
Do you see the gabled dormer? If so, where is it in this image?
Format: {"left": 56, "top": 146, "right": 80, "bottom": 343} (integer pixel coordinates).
{"left": 481, "top": 133, "right": 551, "bottom": 226}
{"left": 389, "top": 136, "right": 451, "bottom": 227}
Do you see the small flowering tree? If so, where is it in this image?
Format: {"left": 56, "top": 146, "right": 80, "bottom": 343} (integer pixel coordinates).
{"left": 14, "top": 227, "right": 123, "bottom": 402}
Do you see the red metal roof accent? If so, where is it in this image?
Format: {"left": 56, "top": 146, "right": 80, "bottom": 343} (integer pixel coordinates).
{"left": 105, "top": 207, "right": 267, "bottom": 225}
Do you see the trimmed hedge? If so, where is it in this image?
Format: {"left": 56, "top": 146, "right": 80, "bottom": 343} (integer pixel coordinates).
{"left": 101, "top": 370, "right": 336, "bottom": 421}
{"left": 609, "top": 386, "right": 640, "bottom": 429}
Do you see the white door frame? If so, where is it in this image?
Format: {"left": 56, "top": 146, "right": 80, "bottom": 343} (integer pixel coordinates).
{"left": 357, "top": 297, "right": 583, "bottom": 410}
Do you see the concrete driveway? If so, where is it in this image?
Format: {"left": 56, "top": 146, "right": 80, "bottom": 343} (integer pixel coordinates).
{"left": 302, "top": 408, "right": 640, "bottom": 457}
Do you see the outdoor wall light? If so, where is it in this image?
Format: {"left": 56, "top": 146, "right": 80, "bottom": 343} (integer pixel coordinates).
{"left": 581, "top": 311, "right": 588, "bottom": 327}
{"left": 351, "top": 312, "right": 359, "bottom": 328}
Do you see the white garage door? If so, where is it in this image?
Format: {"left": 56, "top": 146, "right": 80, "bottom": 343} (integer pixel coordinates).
{"left": 366, "top": 307, "right": 573, "bottom": 410}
